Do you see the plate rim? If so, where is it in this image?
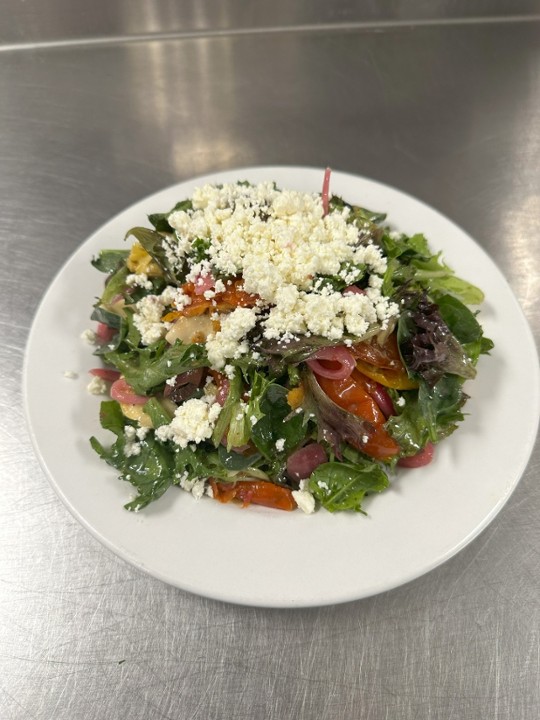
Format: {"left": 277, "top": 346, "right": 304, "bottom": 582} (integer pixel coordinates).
{"left": 23, "top": 165, "right": 540, "bottom": 607}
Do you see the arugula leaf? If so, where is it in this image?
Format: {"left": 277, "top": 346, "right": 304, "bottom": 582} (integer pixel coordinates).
{"left": 90, "top": 401, "right": 175, "bottom": 511}
{"left": 100, "top": 265, "right": 129, "bottom": 306}
{"left": 143, "top": 398, "right": 174, "bottom": 428}
{"left": 98, "top": 400, "right": 126, "bottom": 436}
{"left": 411, "top": 255, "right": 484, "bottom": 305}
{"left": 173, "top": 444, "right": 264, "bottom": 483}
{"left": 381, "top": 232, "right": 431, "bottom": 260}
{"left": 436, "top": 294, "right": 483, "bottom": 344}
{"left": 251, "top": 384, "right": 305, "bottom": 461}
{"left": 91, "top": 249, "right": 130, "bottom": 274}
{"left": 386, "top": 376, "right": 467, "bottom": 453}
{"left": 211, "top": 369, "right": 242, "bottom": 447}
{"left": 309, "top": 461, "right": 389, "bottom": 513}
{"left": 218, "top": 445, "right": 262, "bottom": 471}
{"left": 148, "top": 199, "right": 193, "bottom": 233}
{"left": 104, "top": 341, "right": 207, "bottom": 394}
{"left": 417, "top": 375, "right": 468, "bottom": 442}
{"left": 91, "top": 305, "right": 122, "bottom": 330}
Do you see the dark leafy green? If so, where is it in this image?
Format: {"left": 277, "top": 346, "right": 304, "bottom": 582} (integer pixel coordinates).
{"left": 92, "top": 249, "right": 130, "bottom": 274}
{"left": 309, "top": 461, "right": 389, "bottom": 513}
{"left": 398, "top": 294, "right": 476, "bottom": 385}
{"left": 104, "top": 341, "right": 207, "bottom": 394}
{"left": 90, "top": 401, "right": 174, "bottom": 511}
{"left": 148, "top": 199, "right": 193, "bottom": 233}
{"left": 251, "top": 384, "right": 305, "bottom": 465}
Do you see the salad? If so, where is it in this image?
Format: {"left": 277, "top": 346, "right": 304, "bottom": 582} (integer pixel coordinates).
{"left": 86, "top": 170, "right": 493, "bottom": 514}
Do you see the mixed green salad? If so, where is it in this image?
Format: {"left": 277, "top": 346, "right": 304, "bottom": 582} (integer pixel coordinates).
{"left": 86, "top": 171, "right": 492, "bottom": 514}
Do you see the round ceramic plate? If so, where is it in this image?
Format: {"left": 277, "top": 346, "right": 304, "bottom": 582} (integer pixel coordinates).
{"left": 23, "top": 167, "right": 539, "bottom": 608}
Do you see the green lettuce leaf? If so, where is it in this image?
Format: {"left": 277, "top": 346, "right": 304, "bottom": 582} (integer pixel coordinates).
{"left": 309, "top": 461, "right": 389, "bottom": 513}
{"left": 104, "top": 341, "right": 207, "bottom": 394}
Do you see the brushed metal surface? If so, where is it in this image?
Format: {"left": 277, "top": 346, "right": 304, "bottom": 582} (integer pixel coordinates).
{"left": 1, "top": 19, "right": 539, "bottom": 720}
{"left": 2, "top": 0, "right": 540, "bottom": 46}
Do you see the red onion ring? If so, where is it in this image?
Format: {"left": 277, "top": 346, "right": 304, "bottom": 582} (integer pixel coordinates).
{"left": 110, "top": 377, "right": 148, "bottom": 405}
{"left": 343, "top": 285, "right": 366, "bottom": 295}
{"left": 96, "top": 321, "right": 116, "bottom": 343}
{"left": 398, "top": 442, "right": 435, "bottom": 468}
{"left": 307, "top": 345, "right": 356, "bottom": 380}
{"left": 89, "top": 368, "right": 121, "bottom": 382}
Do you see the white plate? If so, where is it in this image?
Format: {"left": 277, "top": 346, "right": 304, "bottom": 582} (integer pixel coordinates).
{"left": 24, "top": 167, "right": 539, "bottom": 607}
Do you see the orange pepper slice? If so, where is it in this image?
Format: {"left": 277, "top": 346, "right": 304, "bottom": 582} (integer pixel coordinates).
{"left": 210, "top": 479, "right": 296, "bottom": 511}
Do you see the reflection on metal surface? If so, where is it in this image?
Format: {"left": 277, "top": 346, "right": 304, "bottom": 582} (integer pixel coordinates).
{"left": 2, "top": 0, "right": 540, "bottom": 46}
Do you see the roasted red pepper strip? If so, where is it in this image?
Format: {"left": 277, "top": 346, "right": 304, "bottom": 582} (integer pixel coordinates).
{"left": 316, "top": 370, "right": 400, "bottom": 460}
{"left": 352, "top": 333, "right": 418, "bottom": 389}
{"left": 210, "top": 479, "right": 297, "bottom": 511}
{"left": 171, "top": 278, "right": 260, "bottom": 318}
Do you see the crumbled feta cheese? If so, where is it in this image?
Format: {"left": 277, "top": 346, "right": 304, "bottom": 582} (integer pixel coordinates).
{"left": 63, "top": 370, "right": 78, "bottom": 379}
{"left": 133, "top": 295, "right": 170, "bottom": 345}
{"left": 178, "top": 475, "right": 206, "bottom": 500}
{"left": 126, "top": 272, "right": 153, "bottom": 290}
{"left": 87, "top": 376, "right": 108, "bottom": 395}
{"left": 292, "top": 488, "right": 316, "bottom": 515}
{"left": 158, "top": 182, "right": 398, "bottom": 360}
{"left": 396, "top": 396, "right": 406, "bottom": 407}
{"left": 124, "top": 426, "right": 137, "bottom": 440}
{"left": 275, "top": 438, "right": 285, "bottom": 452}
{"left": 80, "top": 329, "right": 97, "bottom": 345}
{"left": 124, "top": 441, "right": 142, "bottom": 457}
{"left": 156, "top": 393, "right": 222, "bottom": 448}
{"left": 206, "top": 307, "right": 258, "bottom": 368}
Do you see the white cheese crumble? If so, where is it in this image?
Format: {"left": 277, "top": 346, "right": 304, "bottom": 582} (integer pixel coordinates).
{"left": 396, "top": 396, "right": 406, "bottom": 407}
{"left": 86, "top": 376, "right": 108, "bottom": 395}
{"left": 163, "top": 182, "right": 398, "bottom": 369}
{"left": 178, "top": 475, "right": 207, "bottom": 500}
{"left": 126, "top": 273, "right": 153, "bottom": 290}
{"left": 133, "top": 295, "right": 171, "bottom": 345}
{"left": 63, "top": 370, "right": 78, "bottom": 379}
{"left": 205, "top": 306, "right": 258, "bottom": 368}
{"left": 80, "top": 328, "right": 97, "bottom": 345}
{"left": 275, "top": 438, "right": 285, "bottom": 452}
{"left": 292, "top": 479, "right": 316, "bottom": 515}
{"left": 156, "top": 392, "right": 222, "bottom": 448}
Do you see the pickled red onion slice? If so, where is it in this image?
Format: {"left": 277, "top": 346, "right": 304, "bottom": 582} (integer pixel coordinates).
{"left": 398, "top": 442, "right": 435, "bottom": 467}
{"left": 322, "top": 167, "right": 331, "bottom": 216}
{"left": 89, "top": 368, "right": 121, "bottom": 382}
{"left": 96, "top": 321, "right": 116, "bottom": 343}
{"left": 306, "top": 345, "right": 356, "bottom": 380}
{"left": 110, "top": 377, "right": 148, "bottom": 405}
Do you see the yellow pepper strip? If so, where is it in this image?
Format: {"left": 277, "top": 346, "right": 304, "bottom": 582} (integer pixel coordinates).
{"left": 119, "top": 402, "right": 153, "bottom": 428}
{"left": 287, "top": 385, "right": 305, "bottom": 409}
{"left": 162, "top": 310, "right": 183, "bottom": 323}
{"left": 355, "top": 359, "right": 419, "bottom": 390}
{"left": 126, "top": 242, "right": 163, "bottom": 277}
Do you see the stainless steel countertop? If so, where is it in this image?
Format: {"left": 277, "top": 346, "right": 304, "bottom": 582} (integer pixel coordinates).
{"left": 1, "top": 13, "right": 539, "bottom": 720}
